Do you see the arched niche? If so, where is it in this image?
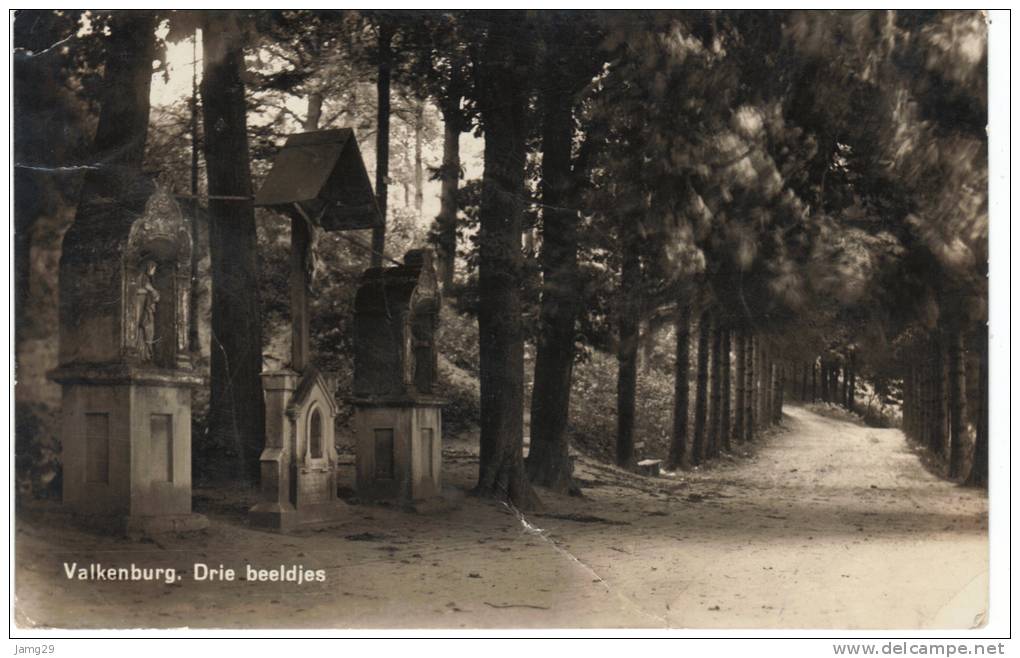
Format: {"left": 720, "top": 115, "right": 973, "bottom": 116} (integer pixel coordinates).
{"left": 308, "top": 405, "right": 324, "bottom": 460}
{"left": 122, "top": 187, "right": 192, "bottom": 368}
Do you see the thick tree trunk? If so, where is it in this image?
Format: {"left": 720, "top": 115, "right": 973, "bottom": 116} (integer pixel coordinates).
{"left": 706, "top": 317, "right": 722, "bottom": 459}
{"left": 720, "top": 328, "right": 732, "bottom": 452}
{"left": 85, "top": 12, "right": 156, "bottom": 198}
{"left": 903, "top": 366, "right": 913, "bottom": 440}
{"left": 773, "top": 361, "right": 780, "bottom": 422}
{"left": 413, "top": 99, "right": 425, "bottom": 218}
{"left": 947, "top": 330, "right": 967, "bottom": 479}
{"left": 846, "top": 352, "right": 856, "bottom": 412}
{"left": 744, "top": 333, "right": 755, "bottom": 441}
{"left": 526, "top": 59, "right": 581, "bottom": 490}
{"left": 474, "top": 14, "right": 537, "bottom": 508}
{"left": 615, "top": 246, "right": 640, "bottom": 468}
{"left": 912, "top": 362, "right": 921, "bottom": 441}
{"left": 929, "top": 335, "right": 947, "bottom": 458}
{"left": 965, "top": 326, "right": 988, "bottom": 486}
{"left": 692, "top": 310, "right": 712, "bottom": 464}
{"left": 371, "top": 23, "right": 394, "bottom": 267}
{"left": 187, "top": 32, "right": 202, "bottom": 354}
{"left": 840, "top": 359, "right": 849, "bottom": 408}
{"left": 734, "top": 330, "right": 746, "bottom": 445}
{"left": 922, "top": 355, "right": 930, "bottom": 446}
{"left": 202, "top": 12, "right": 266, "bottom": 483}
{"left": 435, "top": 93, "right": 462, "bottom": 291}
{"left": 667, "top": 303, "right": 691, "bottom": 470}
{"left": 754, "top": 340, "right": 764, "bottom": 426}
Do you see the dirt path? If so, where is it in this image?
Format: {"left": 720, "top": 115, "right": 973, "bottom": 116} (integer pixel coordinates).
{"left": 14, "top": 405, "right": 987, "bottom": 630}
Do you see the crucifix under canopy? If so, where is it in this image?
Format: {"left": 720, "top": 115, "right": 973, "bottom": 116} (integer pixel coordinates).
{"left": 254, "top": 128, "right": 382, "bottom": 372}
{"left": 249, "top": 128, "right": 381, "bottom": 531}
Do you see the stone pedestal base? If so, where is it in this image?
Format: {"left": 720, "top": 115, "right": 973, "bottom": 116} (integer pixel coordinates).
{"left": 249, "top": 501, "right": 348, "bottom": 532}
{"left": 48, "top": 363, "right": 204, "bottom": 536}
{"left": 352, "top": 398, "right": 444, "bottom": 505}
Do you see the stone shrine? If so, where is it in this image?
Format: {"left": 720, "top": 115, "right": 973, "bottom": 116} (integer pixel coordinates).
{"left": 49, "top": 180, "right": 206, "bottom": 535}
{"left": 249, "top": 129, "right": 381, "bottom": 530}
{"left": 352, "top": 249, "right": 444, "bottom": 506}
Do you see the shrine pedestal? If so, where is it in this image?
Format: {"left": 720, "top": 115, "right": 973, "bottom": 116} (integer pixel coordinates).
{"left": 350, "top": 249, "right": 445, "bottom": 508}
{"left": 51, "top": 356, "right": 207, "bottom": 535}
{"left": 249, "top": 369, "right": 347, "bottom": 531}
{"left": 352, "top": 398, "right": 443, "bottom": 506}
{"left": 49, "top": 183, "right": 206, "bottom": 537}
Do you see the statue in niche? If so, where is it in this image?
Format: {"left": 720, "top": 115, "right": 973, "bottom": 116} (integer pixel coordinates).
{"left": 134, "top": 260, "right": 160, "bottom": 361}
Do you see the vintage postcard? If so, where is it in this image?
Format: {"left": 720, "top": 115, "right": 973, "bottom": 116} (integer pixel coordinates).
{"left": 9, "top": 8, "right": 1005, "bottom": 644}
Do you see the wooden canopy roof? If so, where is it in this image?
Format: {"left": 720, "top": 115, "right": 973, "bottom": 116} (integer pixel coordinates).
{"left": 254, "top": 128, "right": 381, "bottom": 231}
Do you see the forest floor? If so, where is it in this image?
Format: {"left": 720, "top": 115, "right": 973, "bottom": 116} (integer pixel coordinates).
{"left": 13, "top": 404, "right": 988, "bottom": 630}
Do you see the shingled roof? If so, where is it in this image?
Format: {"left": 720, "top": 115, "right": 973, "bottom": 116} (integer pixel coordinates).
{"left": 254, "top": 128, "right": 381, "bottom": 231}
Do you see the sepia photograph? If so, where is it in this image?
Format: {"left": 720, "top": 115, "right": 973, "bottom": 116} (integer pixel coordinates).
{"left": 9, "top": 7, "right": 1005, "bottom": 642}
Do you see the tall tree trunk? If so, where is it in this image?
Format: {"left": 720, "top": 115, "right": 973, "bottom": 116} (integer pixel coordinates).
{"left": 371, "top": 22, "right": 394, "bottom": 267}
{"left": 965, "top": 325, "right": 988, "bottom": 486}
{"left": 840, "top": 359, "right": 849, "bottom": 408}
{"left": 413, "top": 98, "right": 424, "bottom": 219}
{"left": 474, "top": 13, "right": 537, "bottom": 508}
{"left": 771, "top": 361, "right": 779, "bottom": 424}
{"left": 930, "top": 335, "right": 947, "bottom": 458}
{"left": 706, "top": 317, "right": 722, "bottom": 459}
{"left": 202, "top": 12, "right": 266, "bottom": 483}
{"left": 435, "top": 92, "right": 462, "bottom": 291}
{"left": 744, "top": 332, "right": 755, "bottom": 441}
{"left": 188, "top": 31, "right": 202, "bottom": 354}
{"left": 82, "top": 12, "right": 156, "bottom": 200}
{"left": 902, "top": 366, "right": 913, "bottom": 440}
{"left": 667, "top": 303, "right": 691, "bottom": 470}
{"left": 754, "top": 336, "right": 762, "bottom": 424}
{"left": 846, "top": 352, "right": 856, "bottom": 412}
{"left": 920, "top": 351, "right": 931, "bottom": 448}
{"left": 615, "top": 246, "right": 640, "bottom": 468}
{"left": 720, "top": 327, "right": 732, "bottom": 452}
{"left": 912, "top": 361, "right": 921, "bottom": 442}
{"left": 526, "top": 53, "right": 580, "bottom": 490}
{"left": 734, "top": 330, "right": 746, "bottom": 445}
{"left": 947, "top": 330, "right": 967, "bottom": 479}
{"left": 820, "top": 361, "right": 828, "bottom": 402}
{"left": 692, "top": 310, "right": 711, "bottom": 464}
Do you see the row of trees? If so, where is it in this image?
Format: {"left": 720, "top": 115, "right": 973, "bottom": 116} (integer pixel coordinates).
{"left": 15, "top": 10, "right": 988, "bottom": 505}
